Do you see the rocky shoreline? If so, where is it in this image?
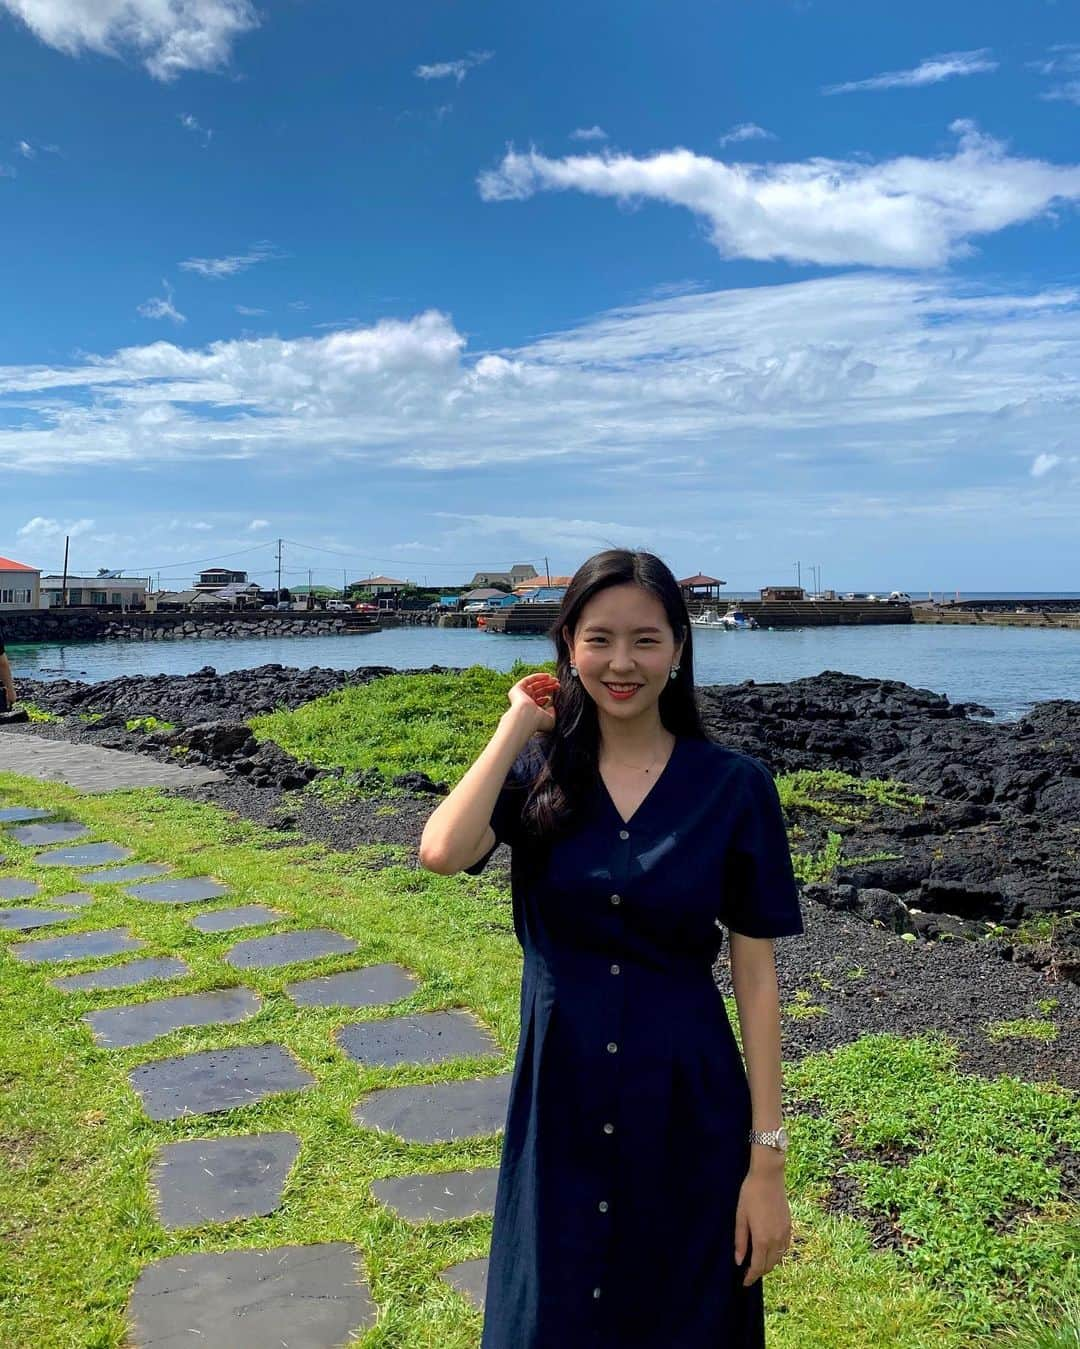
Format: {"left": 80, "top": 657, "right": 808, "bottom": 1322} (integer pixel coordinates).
{"left": 7, "top": 664, "right": 1079, "bottom": 985}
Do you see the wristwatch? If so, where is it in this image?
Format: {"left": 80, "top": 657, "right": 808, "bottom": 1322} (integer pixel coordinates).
{"left": 749, "top": 1126, "right": 788, "bottom": 1153}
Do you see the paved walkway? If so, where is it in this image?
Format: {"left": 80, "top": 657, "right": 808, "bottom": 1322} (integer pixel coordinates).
{"left": 0, "top": 731, "right": 225, "bottom": 792}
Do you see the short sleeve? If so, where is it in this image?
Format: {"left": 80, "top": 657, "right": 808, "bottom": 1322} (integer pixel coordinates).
{"left": 461, "top": 739, "right": 542, "bottom": 875}
{"left": 719, "top": 755, "right": 804, "bottom": 938}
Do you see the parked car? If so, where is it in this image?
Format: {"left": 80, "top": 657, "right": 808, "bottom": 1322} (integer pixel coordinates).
{"left": 260, "top": 603, "right": 276, "bottom": 611}
{"left": 888, "top": 591, "right": 913, "bottom": 603}
{"left": 354, "top": 602, "right": 379, "bottom": 613}
{"left": 275, "top": 601, "right": 293, "bottom": 611}
{"left": 325, "top": 599, "right": 352, "bottom": 612}
{"left": 463, "top": 600, "right": 489, "bottom": 612}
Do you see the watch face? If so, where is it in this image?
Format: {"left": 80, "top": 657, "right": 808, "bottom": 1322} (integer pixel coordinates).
{"left": 777, "top": 1127, "right": 789, "bottom": 1148}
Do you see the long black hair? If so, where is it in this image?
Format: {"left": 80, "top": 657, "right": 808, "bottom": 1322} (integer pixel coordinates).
{"left": 520, "top": 548, "right": 709, "bottom": 843}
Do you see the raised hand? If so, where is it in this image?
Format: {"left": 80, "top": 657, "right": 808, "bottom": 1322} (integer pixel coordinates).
{"left": 506, "top": 671, "right": 560, "bottom": 734}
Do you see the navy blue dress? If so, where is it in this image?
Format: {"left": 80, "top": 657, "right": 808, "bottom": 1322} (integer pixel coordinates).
{"left": 464, "top": 732, "right": 805, "bottom": 1348}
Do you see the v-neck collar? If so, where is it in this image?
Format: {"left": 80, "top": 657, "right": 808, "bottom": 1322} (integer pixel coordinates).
{"left": 596, "top": 734, "right": 683, "bottom": 828}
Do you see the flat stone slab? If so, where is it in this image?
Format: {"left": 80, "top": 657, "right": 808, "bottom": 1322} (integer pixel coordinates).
{"left": 85, "top": 986, "right": 263, "bottom": 1048}
{"left": 353, "top": 1076, "right": 512, "bottom": 1143}
{"left": 129, "top": 1043, "right": 316, "bottom": 1121}
{"left": 35, "top": 843, "right": 133, "bottom": 868}
{"left": 191, "top": 905, "right": 283, "bottom": 934}
{"left": 9, "top": 821, "right": 91, "bottom": 846}
{"left": 78, "top": 863, "right": 172, "bottom": 886}
{"left": 439, "top": 1257, "right": 489, "bottom": 1309}
{"left": 287, "top": 963, "right": 419, "bottom": 1008}
{"left": 0, "top": 806, "right": 53, "bottom": 824}
{"left": 337, "top": 1010, "right": 501, "bottom": 1069}
{"left": 11, "top": 927, "right": 145, "bottom": 964}
{"left": 150, "top": 1132, "right": 301, "bottom": 1229}
{"left": 53, "top": 956, "right": 190, "bottom": 992}
{"left": 126, "top": 876, "right": 228, "bottom": 905}
{"left": 50, "top": 891, "right": 95, "bottom": 908}
{"left": 0, "top": 906, "right": 79, "bottom": 932}
{"left": 225, "top": 929, "right": 357, "bottom": 969}
{"left": 0, "top": 878, "right": 39, "bottom": 900}
{"left": 0, "top": 730, "right": 226, "bottom": 792}
{"left": 126, "top": 1242, "right": 377, "bottom": 1348}
{"left": 370, "top": 1166, "right": 500, "bottom": 1222}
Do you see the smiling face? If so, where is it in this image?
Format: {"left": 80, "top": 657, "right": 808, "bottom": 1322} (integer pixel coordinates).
{"left": 562, "top": 583, "right": 684, "bottom": 723}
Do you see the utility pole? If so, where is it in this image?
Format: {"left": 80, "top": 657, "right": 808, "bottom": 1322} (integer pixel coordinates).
{"left": 794, "top": 561, "right": 801, "bottom": 589}
{"left": 276, "top": 538, "right": 283, "bottom": 598}
{"left": 61, "top": 534, "right": 69, "bottom": 608}
{"left": 544, "top": 555, "right": 550, "bottom": 585}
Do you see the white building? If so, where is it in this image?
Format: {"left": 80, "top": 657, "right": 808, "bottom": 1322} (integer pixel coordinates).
{"left": 0, "top": 555, "right": 41, "bottom": 611}
{"left": 40, "top": 574, "right": 150, "bottom": 609}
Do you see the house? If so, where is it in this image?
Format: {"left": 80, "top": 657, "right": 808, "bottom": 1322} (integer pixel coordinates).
{"left": 467, "top": 563, "right": 539, "bottom": 589}
{"left": 679, "top": 572, "right": 727, "bottom": 602}
{"left": 194, "top": 568, "right": 249, "bottom": 593}
{"left": 760, "top": 586, "right": 806, "bottom": 602}
{"left": 0, "top": 555, "right": 41, "bottom": 611}
{"left": 40, "top": 574, "right": 149, "bottom": 608}
{"left": 347, "top": 575, "right": 412, "bottom": 598}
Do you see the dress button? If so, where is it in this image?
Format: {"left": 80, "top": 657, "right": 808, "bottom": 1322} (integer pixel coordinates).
{"left": 618, "top": 829, "right": 630, "bottom": 840}
{"left": 610, "top": 894, "right": 621, "bottom": 906}
{"left": 603, "top": 1122, "right": 615, "bottom": 1134}
{"left": 606, "top": 1041, "right": 618, "bottom": 1053}
{"left": 598, "top": 1200, "right": 609, "bottom": 1212}
{"left": 610, "top": 963, "right": 620, "bottom": 975}
{"left": 593, "top": 1287, "right": 602, "bottom": 1299}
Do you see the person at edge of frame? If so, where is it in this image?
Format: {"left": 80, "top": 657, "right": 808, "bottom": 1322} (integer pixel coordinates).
{"left": 0, "top": 615, "right": 17, "bottom": 714}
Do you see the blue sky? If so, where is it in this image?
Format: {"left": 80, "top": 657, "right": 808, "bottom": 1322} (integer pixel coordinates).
{"left": 2, "top": 0, "right": 1079, "bottom": 593}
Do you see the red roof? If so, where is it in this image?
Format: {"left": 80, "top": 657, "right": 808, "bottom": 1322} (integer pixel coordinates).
{"left": 0, "top": 556, "right": 38, "bottom": 573}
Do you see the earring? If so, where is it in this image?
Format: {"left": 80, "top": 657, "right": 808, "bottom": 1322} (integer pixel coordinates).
{"left": 669, "top": 666, "right": 679, "bottom": 680}
{"left": 569, "top": 663, "right": 579, "bottom": 678}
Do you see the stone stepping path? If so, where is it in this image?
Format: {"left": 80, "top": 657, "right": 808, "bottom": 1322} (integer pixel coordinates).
{"left": 11, "top": 927, "right": 145, "bottom": 964}
{"left": 53, "top": 956, "right": 190, "bottom": 992}
{"left": 150, "top": 1132, "right": 301, "bottom": 1229}
{"left": 337, "top": 1009, "right": 501, "bottom": 1068}
{"left": 287, "top": 963, "right": 419, "bottom": 1008}
{"left": 129, "top": 1043, "right": 316, "bottom": 1120}
{"left": 191, "top": 905, "right": 283, "bottom": 933}
{"left": 35, "top": 843, "right": 132, "bottom": 869}
{"left": 0, "top": 906, "right": 80, "bottom": 933}
{"left": 85, "top": 986, "right": 262, "bottom": 1048}
{"left": 126, "top": 876, "right": 228, "bottom": 905}
{"left": 0, "top": 878, "right": 40, "bottom": 901}
{"left": 439, "top": 1257, "right": 488, "bottom": 1309}
{"left": 50, "top": 891, "right": 94, "bottom": 908}
{"left": 0, "top": 806, "right": 53, "bottom": 824}
{"left": 353, "top": 1075, "right": 512, "bottom": 1143}
{"left": 9, "top": 821, "right": 91, "bottom": 846}
{"left": 0, "top": 730, "right": 225, "bottom": 792}
{"left": 370, "top": 1166, "right": 500, "bottom": 1222}
{"left": 126, "top": 1242, "right": 377, "bottom": 1348}
{"left": 225, "top": 929, "right": 357, "bottom": 969}
{"left": 78, "top": 863, "right": 171, "bottom": 886}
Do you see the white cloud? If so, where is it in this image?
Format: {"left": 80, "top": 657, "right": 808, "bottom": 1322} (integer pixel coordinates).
{"left": 235, "top": 304, "right": 267, "bottom": 316}
{"left": 414, "top": 49, "right": 492, "bottom": 83}
{"left": 179, "top": 112, "right": 212, "bottom": 143}
{"left": 16, "top": 139, "right": 35, "bottom": 158}
{"left": 1043, "top": 82, "right": 1080, "bottom": 106}
{"left": 1031, "top": 452, "right": 1061, "bottom": 478}
{"left": 247, "top": 518, "right": 269, "bottom": 531}
{"left": 192, "top": 520, "right": 212, "bottom": 530}
{"left": 2, "top": 274, "right": 1080, "bottom": 539}
{"left": 180, "top": 241, "right": 280, "bottom": 279}
{"left": 823, "top": 48, "right": 998, "bottom": 95}
{"left": 477, "top": 121, "right": 1080, "bottom": 269}
{"left": 717, "top": 122, "right": 775, "bottom": 147}
{"left": 570, "top": 125, "right": 608, "bottom": 142}
{"left": 0, "top": 0, "right": 259, "bottom": 81}
{"left": 17, "top": 515, "right": 94, "bottom": 539}
{"left": 137, "top": 281, "right": 186, "bottom": 324}
{"left": 0, "top": 164, "right": 16, "bottom": 178}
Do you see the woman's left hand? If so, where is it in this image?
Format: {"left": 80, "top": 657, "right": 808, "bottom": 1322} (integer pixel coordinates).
{"left": 733, "top": 1168, "right": 792, "bottom": 1287}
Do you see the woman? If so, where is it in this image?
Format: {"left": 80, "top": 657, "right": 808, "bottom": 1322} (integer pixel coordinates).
{"left": 419, "top": 548, "right": 804, "bottom": 1347}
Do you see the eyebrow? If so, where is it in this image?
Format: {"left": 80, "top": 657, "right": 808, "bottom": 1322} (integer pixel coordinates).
{"left": 582, "top": 625, "right": 663, "bottom": 634}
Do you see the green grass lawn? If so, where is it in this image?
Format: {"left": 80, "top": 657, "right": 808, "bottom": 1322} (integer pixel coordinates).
{"left": 0, "top": 764, "right": 1077, "bottom": 1347}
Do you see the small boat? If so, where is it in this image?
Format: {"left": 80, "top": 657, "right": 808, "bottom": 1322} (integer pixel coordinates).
{"left": 690, "top": 606, "right": 759, "bottom": 630}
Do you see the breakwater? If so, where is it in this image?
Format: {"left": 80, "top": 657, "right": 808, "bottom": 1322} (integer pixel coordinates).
{"left": 2, "top": 610, "right": 380, "bottom": 643}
